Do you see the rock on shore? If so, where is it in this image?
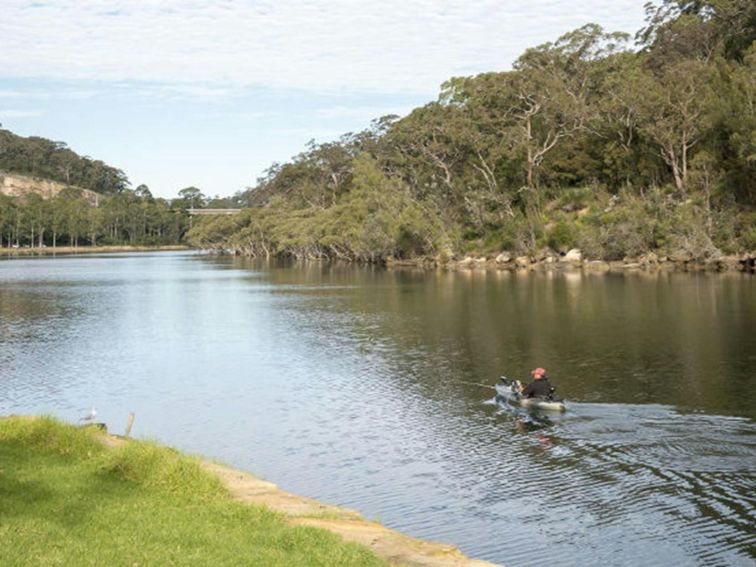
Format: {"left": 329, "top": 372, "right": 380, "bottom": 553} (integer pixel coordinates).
{"left": 414, "top": 249, "right": 756, "bottom": 273}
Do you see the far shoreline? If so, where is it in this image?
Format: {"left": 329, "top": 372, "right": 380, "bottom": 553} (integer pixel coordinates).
{"left": 0, "top": 244, "right": 191, "bottom": 257}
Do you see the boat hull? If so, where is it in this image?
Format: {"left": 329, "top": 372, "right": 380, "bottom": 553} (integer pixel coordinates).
{"left": 495, "top": 383, "right": 567, "bottom": 412}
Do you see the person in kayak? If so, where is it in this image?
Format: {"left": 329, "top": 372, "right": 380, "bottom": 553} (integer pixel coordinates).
{"left": 518, "top": 368, "right": 554, "bottom": 399}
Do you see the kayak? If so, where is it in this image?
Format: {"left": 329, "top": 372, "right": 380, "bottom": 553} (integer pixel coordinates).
{"left": 495, "top": 380, "right": 567, "bottom": 412}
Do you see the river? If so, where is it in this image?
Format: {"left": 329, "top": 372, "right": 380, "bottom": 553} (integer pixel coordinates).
{"left": 1, "top": 251, "right": 754, "bottom": 566}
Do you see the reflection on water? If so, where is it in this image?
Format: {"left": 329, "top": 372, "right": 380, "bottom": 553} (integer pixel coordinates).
{"left": 0, "top": 252, "right": 755, "bottom": 566}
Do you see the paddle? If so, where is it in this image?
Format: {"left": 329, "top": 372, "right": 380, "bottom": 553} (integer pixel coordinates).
{"left": 452, "top": 380, "right": 497, "bottom": 390}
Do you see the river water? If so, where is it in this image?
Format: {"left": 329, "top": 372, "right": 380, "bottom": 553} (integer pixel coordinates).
{"left": 1, "top": 252, "right": 754, "bottom": 566}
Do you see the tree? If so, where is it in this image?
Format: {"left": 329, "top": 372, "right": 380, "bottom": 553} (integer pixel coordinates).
{"left": 22, "top": 193, "right": 46, "bottom": 247}
{"left": 0, "top": 194, "right": 18, "bottom": 247}
{"left": 510, "top": 25, "right": 629, "bottom": 189}
{"left": 134, "top": 184, "right": 153, "bottom": 200}
{"left": 177, "top": 186, "right": 206, "bottom": 209}
{"left": 634, "top": 59, "right": 714, "bottom": 195}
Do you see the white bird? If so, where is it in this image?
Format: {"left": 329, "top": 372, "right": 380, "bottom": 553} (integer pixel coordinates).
{"left": 79, "top": 406, "right": 97, "bottom": 422}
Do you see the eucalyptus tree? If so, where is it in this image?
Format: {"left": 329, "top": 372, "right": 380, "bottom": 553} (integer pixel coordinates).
{"left": 634, "top": 59, "right": 715, "bottom": 196}
{"left": 509, "top": 25, "right": 629, "bottom": 191}
{"left": 134, "top": 184, "right": 154, "bottom": 200}
{"left": 49, "top": 194, "right": 65, "bottom": 247}
{"left": 21, "top": 193, "right": 46, "bottom": 247}
{"left": 381, "top": 102, "right": 469, "bottom": 221}
{"left": 0, "top": 194, "right": 18, "bottom": 247}
{"left": 62, "top": 191, "right": 89, "bottom": 247}
{"left": 177, "top": 186, "right": 206, "bottom": 210}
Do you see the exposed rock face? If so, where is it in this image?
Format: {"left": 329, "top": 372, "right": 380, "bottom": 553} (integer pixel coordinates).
{"left": 495, "top": 252, "right": 511, "bottom": 264}
{"left": 458, "top": 256, "right": 475, "bottom": 267}
{"left": 562, "top": 248, "right": 582, "bottom": 263}
{"left": 0, "top": 172, "right": 101, "bottom": 205}
{"left": 534, "top": 248, "right": 553, "bottom": 261}
{"left": 585, "top": 260, "right": 610, "bottom": 271}
{"left": 719, "top": 255, "right": 744, "bottom": 271}
{"left": 515, "top": 256, "right": 530, "bottom": 267}
{"left": 670, "top": 251, "right": 692, "bottom": 263}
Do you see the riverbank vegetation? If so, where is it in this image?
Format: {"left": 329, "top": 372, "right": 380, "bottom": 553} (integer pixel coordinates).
{"left": 0, "top": 129, "right": 245, "bottom": 248}
{"left": 0, "top": 416, "right": 386, "bottom": 566}
{"left": 188, "top": 1, "right": 755, "bottom": 264}
{"left": 0, "top": 186, "right": 189, "bottom": 248}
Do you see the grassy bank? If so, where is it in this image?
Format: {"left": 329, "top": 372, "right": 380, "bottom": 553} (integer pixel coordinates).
{"left": 0, "top": 244, "right": 190, "bottom": 256}
{"left": 0, "top": 416, "right": 386, "bottom": 566}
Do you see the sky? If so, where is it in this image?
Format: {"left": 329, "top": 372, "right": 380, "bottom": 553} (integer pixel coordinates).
{"left": 1, "top": 1, "right": 648, "bottom": 199}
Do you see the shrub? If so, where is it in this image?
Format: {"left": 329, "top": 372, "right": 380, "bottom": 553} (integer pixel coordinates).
{"left": 657, "top": 202, "right": 720, "bottom": 260}
{"left": 547, "top": 221, "right": 578, "bottom": 252}
{"left": 579, "top": 208, "right": 654, "bottom": 260}
{"left": 740, "top": 227, "right": 756, "bottom": 251}
{"left": 554, "top": 187, "right": 594, "bottom": 212}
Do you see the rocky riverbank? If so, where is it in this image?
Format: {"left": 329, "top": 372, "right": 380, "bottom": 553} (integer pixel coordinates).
{"left": 386, "top": 248, "right": 756, "bottom": 274}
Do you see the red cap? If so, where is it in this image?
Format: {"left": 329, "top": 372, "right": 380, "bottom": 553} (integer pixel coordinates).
{"left": 531, "top": 368, "right": 546, "bottom": 375}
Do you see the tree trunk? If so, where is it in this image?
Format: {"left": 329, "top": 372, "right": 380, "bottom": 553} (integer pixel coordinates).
{"left": 526, "top": 115, "right": 534, "bottom": 188}
{"left": 681, "top": 133, "right": 689, "bottom": 194}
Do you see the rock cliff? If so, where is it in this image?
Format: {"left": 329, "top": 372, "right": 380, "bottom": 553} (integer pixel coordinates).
{"left": 0, "top": 171, "right": 101, "bottom": 205}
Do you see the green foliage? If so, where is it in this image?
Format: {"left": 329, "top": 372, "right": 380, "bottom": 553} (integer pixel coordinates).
{"left": 189, "top": 154, "right": 449, "bottom": 262}
{"left": 0, "top": 129, "right": 128, "bottom": 193}
{"left": 547, "top": 221, "right": 579, "bottom": 252}
{"left": 0, "top": 186, "right": 187, "bottom": 248}
{"left": 740, "top": 227, "right": 756, "bottom": 251}
{"left": 555, "top": 187, "right": 595, "bottom": 211}
{"left": 578, "top": 195, "right": 657, "bottom": 260}
{"left": 190, "top": 1, "right": 755, "bottom": 261}
{"left": 735, "top": 212, "right": 756, "bottom": 251}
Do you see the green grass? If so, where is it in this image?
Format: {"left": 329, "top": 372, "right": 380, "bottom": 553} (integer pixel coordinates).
{"left": 0, "top": 416, "right": 387, "bottom": 566}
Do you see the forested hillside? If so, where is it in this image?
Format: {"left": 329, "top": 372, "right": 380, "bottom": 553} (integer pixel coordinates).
{"left": 189, "top": 0, "right": 756, "bottom": 263}
{"left": 0, "top": 178, "right": 189, "bottom": 248}
{"left": 0, "top": 132, "right": 197, "bottom": 248}
{"left": 0, "top": 128, "right": 129, "bottom": 194}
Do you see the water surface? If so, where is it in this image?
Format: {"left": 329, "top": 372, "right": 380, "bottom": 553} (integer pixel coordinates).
{"left": 1, "top": 252, "right": 754, "bottom": 566}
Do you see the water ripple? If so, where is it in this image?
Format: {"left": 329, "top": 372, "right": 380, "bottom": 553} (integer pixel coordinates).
{"left": 1, "top": 254, "right": 755, "bottom": 567}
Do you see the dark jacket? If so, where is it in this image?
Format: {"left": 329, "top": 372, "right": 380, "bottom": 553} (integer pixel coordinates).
{"left": 522, "top": 378, "right": 554, "bottom": 399}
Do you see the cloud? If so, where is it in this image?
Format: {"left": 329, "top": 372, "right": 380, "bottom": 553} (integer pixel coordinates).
{"left": 0, "top": 88, "right": 97, "bottom": 100}
{"left": 2, "top": 0, "right": 646, "bottom": 96}
{"left": 0, "top": 109, "right": 43, "bottom": 118}
{"left": 0, "top": 89, "right": 50, "bottom": 99}
{"left": 131, "top": 83, "right": 243, "bottom": 101}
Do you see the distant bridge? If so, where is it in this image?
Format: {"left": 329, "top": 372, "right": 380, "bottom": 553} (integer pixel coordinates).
{"left": 188, "top": 208, "right": 242, "bottom": 216}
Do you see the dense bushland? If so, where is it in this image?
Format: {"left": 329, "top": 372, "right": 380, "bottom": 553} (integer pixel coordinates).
{"left": 0, "top": 187, "right": 189, "bottom": 247}
{"left": 189, "top": 0, "right": 756, "bottom": 262}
